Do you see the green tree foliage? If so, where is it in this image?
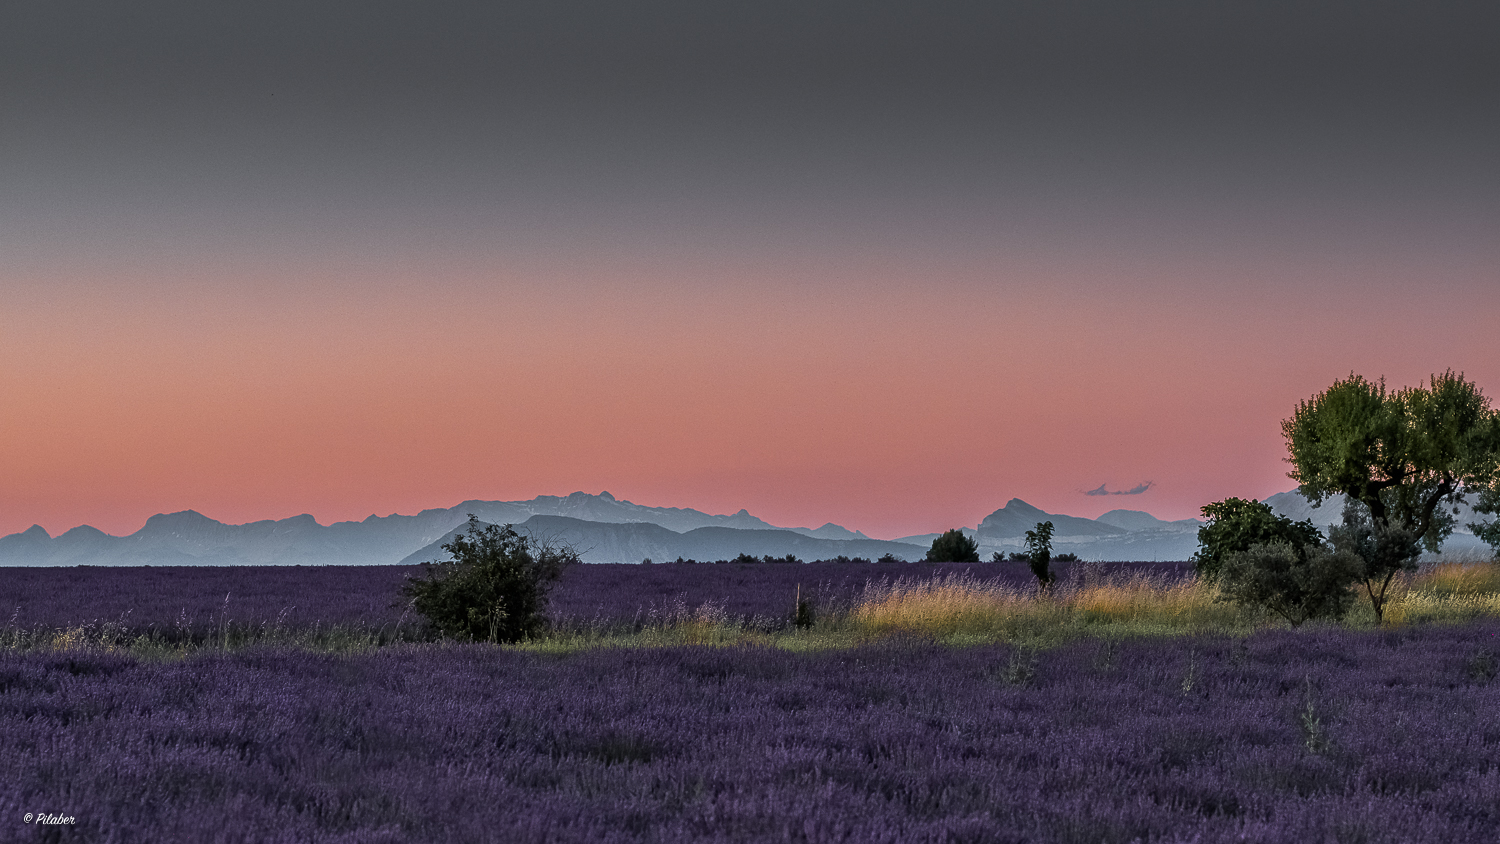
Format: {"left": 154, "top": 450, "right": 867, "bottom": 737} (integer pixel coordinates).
{"left": 1283, "top": 370, "right": 1500, "bottom": 553}
{"left": 1326, "top": 500, "right": 1422, "bottom": 624}
{"left": 1024, "top": 521, "right": 1055, "bottom": 587}
{"left": 926, "top": 529, "right": 980, "bottom": 562}
{"left": 1474, "top": 511, "right": 1500, "bottom": 556}
{"left": 1216, "top": 540, "right": 1362, "bottom": 627}
{"left": 402, "top": 516, "right": 577, "bottom": 643}
{"left": 1192, "top": 498, "right": 1323, "bottom": 581}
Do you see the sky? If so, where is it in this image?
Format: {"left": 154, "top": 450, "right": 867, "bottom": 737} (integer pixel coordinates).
{"left": 2, "top": 0, "right": 1498, "bottom": 540}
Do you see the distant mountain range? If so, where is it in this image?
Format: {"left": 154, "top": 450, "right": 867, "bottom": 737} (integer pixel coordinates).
{"left": 2, "top": 490, "right": 1490, "bottom": 567}
{"left": 0, "top": 491, "right": 908, "bottom": 567}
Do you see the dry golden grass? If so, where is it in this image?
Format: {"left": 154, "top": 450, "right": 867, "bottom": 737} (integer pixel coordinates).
{"left": 1408, "top": 559, "right": 1500, "bottom": 595}
{"left": 847, "top": 559, "right": 1500, "bottom": 641}
{"left": 847, "top": 570, "right": 1246, "bottom": 641}
{"left": 1381, "top": 558, "right": 1500, "bottom": 624}
{"left": 852, "top": 576, "right": 1032, "bottom": 637}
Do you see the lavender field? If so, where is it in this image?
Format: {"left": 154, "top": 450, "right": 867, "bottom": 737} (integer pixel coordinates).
{"left": 4, "top": 563, "right": 1499, "bottom": 843}
{"left": 3, "top": 626, "right": 1499, "bottom": 843}
{"left": 0, "top": 561, "right": 1194, "bottom": 639}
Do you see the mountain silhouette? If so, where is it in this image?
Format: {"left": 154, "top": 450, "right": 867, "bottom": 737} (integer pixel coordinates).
{"left": 16, "top": 489, "right": 1462, "bottom": 566}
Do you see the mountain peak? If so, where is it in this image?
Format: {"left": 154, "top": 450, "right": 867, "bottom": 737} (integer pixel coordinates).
{"left": 979, "top": 499, "right": 1124, "bottom": 538}
{"left": 142, "top": 510, "right": 216, "bottom": 527}
{"left": 1001, "top": 498, "right": 1047, "bottom": 516}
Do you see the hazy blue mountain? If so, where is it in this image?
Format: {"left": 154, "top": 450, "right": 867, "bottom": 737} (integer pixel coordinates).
{"left": 401, "top": 516, "right": 924, "bottom": 566}
{"left": 789, "top": 523, "right": 873, "bottom": 541}
{"left": 0, "top": 524, "right": 52, "bottom": 555}
{"left": 978, "top": 499, "right": 1125, "bottom": 539}
{"left": 894, "top": 527, "right": 980, "bottom": 549}
{"left": 0, "top": 492, "right": 879, "bottom": 567}
{"left": 894, "top": 503, "right": 1203, "bottom": 562}
{"left": 1095, "top": 510, "right": 1203, "bottom": 532}
{"left": 17, "top": 489, "right": 1467, "bottom": 567}
{"left": 442, "top": 491, "right": 782, "bottom": 534}
{"left": 1260, "top": 490, "right": 1348, "bottom": 528}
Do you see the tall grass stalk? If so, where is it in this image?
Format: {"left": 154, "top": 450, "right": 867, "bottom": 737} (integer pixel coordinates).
{"left": 845, "top": 570, "right": 1251, "bottom": 642}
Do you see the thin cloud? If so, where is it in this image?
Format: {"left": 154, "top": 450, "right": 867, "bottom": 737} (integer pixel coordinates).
{"left": 1083, "top": 482, "right": 1155, "bottom": 496}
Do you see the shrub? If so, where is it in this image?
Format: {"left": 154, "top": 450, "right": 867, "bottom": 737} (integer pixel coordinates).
{"left": 1054, "top": 552, "right": 1080, "bottom": 563}
{"left": 876, "top": 553, "right": 903, "bottom": 564}
{"left": 794, "top": 586, "right": 816, "bottom": 629}
{"left": 1327, "top": 499, "right": 1422, "bottom": 623}
{"left": 1215, "top": 540, "right": 1361, "bottom": 627}
{"left": 1193, "top": 498, "right": 1323, "bottom": 581}
{"left": 1025, "top": 521, "right": 1055, "bottom": 587}
{"left": 402, "top": 516, "right": 577, "bottom": 643}
{"left": 927, "top": 529, "right": 980, "bottom": 562}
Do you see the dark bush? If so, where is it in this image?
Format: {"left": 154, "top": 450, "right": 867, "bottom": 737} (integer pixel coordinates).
{"left": 794, "top": 588, "right": 816, "bottom": 629}
{"left": 926, "top": 529, "right": 980, "bottom": 562}
{"left": 1216, "top": 540, "right": 1361, "bottom": 627}
{"left": 402, "top": 516, "right": 577, "bottom": 643}
{"left": 1193, "top": 498, "right": 1323, "bottom": 581}
{"left": 1053, "top": 552, "right": 1080, "bottom": 563}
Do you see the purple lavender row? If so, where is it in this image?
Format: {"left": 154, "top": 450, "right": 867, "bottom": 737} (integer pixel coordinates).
{"left": 1, "top": 561, "right": 1194, "bottom": 632}
{"left": 3, "top": 623, "right": 1497, "bottom": 842}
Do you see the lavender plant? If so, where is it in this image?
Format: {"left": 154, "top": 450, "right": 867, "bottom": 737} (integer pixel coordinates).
{"left": 2, "top": 624, "right": 1499, "bottom": 842}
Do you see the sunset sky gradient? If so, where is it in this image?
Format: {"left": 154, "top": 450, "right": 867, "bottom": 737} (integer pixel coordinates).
{"left": 3, "top": 1, "right": 1497, "bottom": 539}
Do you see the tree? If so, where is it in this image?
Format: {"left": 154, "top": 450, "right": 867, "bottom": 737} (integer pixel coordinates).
{"left": 926, "top": 529, "right": 980, "bottom": 562}
{"left": 1326, "top": 499, "right": 1422, "bottom": 624}
{"left": 1216, "top": 540, "right": 1362, "bottom": 627}
{"left": 1024, "top": 521, "right": 1055, "bottom": 587}
{"left": 1192, "top": 498, "right": 1323, "bottom": 581}
{"left": 1474, "top": 506, "right": 1500, "bottom": 556}
{"left": 1283, "top": 371, "right": 1500, "bottom": 553}
{"left": 402, "top": 516, "right": 577, "bottom": 643}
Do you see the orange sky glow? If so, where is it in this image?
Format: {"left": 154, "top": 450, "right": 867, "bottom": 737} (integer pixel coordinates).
{"left": 4, "top": 244, "right": 1495, "bottom": 541}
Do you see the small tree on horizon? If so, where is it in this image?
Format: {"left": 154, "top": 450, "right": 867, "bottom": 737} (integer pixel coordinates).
{"left": 926, "top": 529, "right": 980, "bottom": 562}
{"left": 1024, "top": 521, "right": 1055, "bottom": 588}
{"left": 402, "top": 516, "right": 577, "bottom": 644}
